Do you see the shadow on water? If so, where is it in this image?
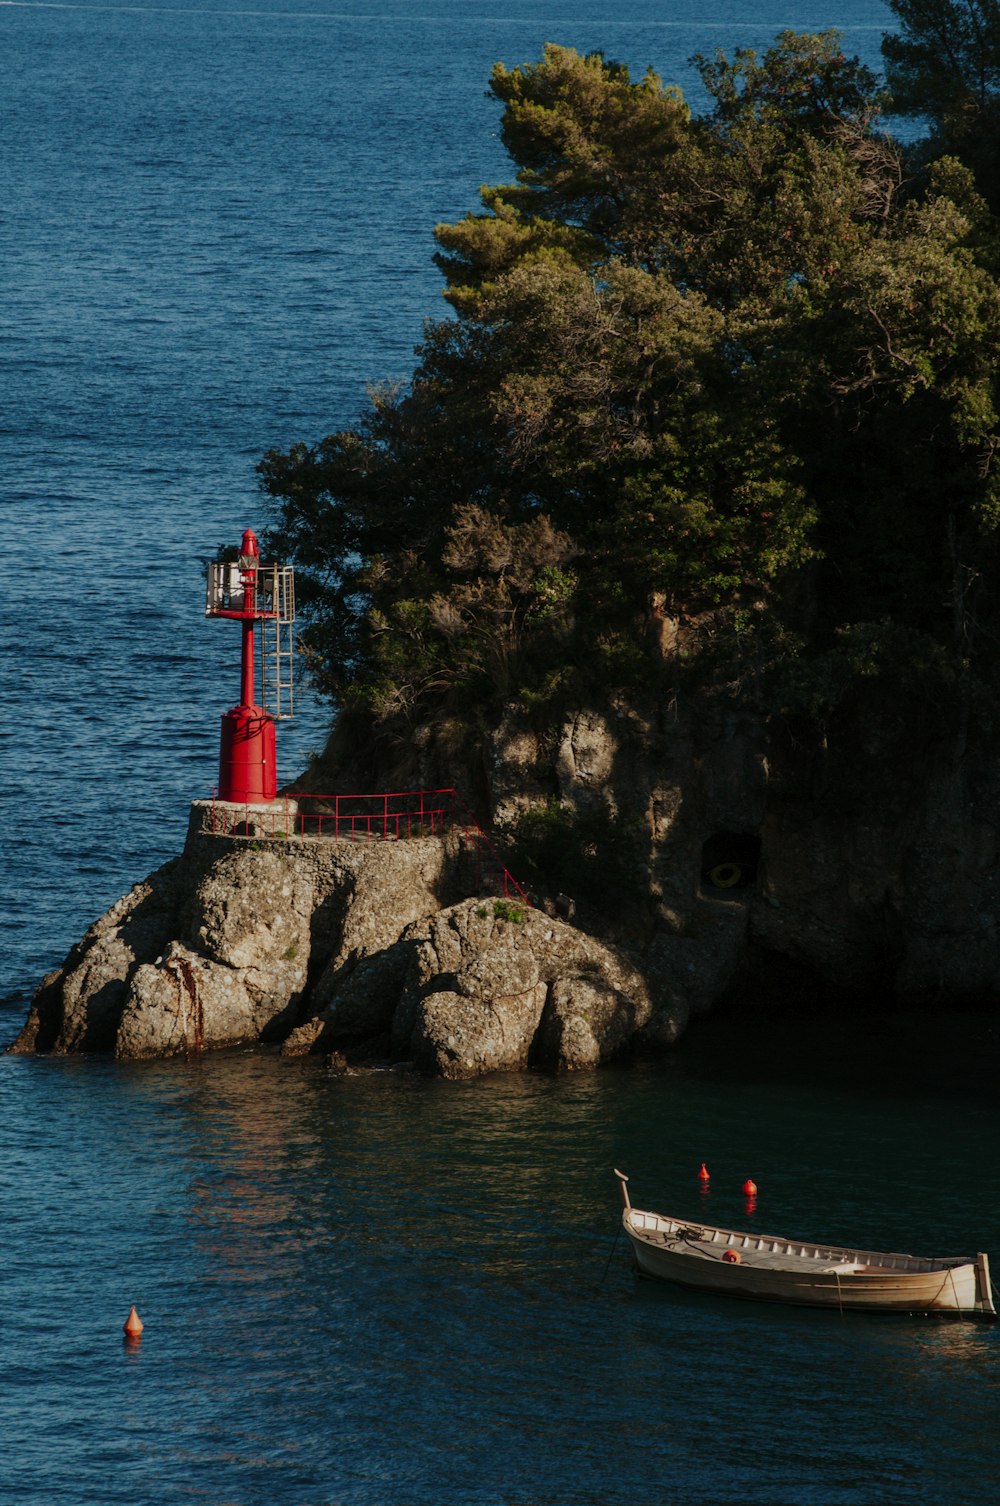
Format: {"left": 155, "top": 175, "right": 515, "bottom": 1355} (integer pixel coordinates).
{"left": 674, "top": 994, "right": 1000, "bottom": 1103}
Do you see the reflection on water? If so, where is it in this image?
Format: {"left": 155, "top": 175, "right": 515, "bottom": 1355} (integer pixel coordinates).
{"left": 3, "top": 1031, "right": 999, "bottom": 1505}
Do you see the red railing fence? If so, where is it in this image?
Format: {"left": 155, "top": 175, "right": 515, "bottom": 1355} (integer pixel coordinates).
{"left": 208, "top": 786, "right": 532, "bottom": 907}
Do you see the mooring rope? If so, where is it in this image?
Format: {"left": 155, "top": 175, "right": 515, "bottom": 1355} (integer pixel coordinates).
{"left": 946, "top": 1266, "right": 961, "bottom": 1315}
{"left": 599, "top": 1216, "right": 623, "bottom": 1288}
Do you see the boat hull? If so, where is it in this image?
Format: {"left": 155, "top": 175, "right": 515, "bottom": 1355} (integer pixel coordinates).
{"left": 622, "top": 1208, "right": 996, "bottom": 1319}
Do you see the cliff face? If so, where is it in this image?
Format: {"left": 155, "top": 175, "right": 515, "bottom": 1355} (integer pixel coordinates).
{"left": 12, "top": 804, "right": 453, "bottom": 1061}
{"left": 10, "top": 801, "right": 688, "bottom": 1073}
{"left": 486, "top": 688, "right": 1000, "bottom": 1006}
{"left": 12, "top": 682, "right": 999, "bottom": 1072}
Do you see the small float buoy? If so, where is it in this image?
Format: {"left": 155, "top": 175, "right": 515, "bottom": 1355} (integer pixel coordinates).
{"left": 723, "top": 1249, "right": 742, "bottom": 1264}
{"left": 698, "top": 1162, "right": 710, "bottom": 1182}
{"left": 123, "top": 1305, "right": 144, "bottom": 1338}
{"left": 742, "top": 1179, "right": 757, "bottom": 1197}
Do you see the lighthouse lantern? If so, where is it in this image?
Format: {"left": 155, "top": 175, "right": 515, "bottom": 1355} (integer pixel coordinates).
{"left": 205, "top": 528, "right": 295, "bottom": 804}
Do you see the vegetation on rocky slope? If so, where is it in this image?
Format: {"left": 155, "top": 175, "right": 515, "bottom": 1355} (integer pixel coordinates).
{"left": 260, "top": 9, "right": 1000, "bottom": 793}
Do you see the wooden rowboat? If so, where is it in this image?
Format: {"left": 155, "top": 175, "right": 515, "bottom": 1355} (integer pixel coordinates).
{"left": 615, "top": 1170, "right": 997, "bottom": 1319}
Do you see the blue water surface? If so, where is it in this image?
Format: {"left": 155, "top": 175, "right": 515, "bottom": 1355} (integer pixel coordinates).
{"left": 2, "top": 1024, "right": 999, "bottom": 1506}
{"left": 6, "top": 3, "right": 1000, "bottom": 1504}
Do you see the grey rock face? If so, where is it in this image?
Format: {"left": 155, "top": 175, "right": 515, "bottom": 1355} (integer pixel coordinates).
{"left": 10, "top": 860, "right": 182, "bottom": 1054}
{"left": 10, "top": 802, "right": 690, "bottom": 1075}
{"left": 411, "top": 980, "right": 549, "bottom": 1078}
{"left": 11, "top": 802, "right": 451, "bottom": 1063}
{"left": 284, "top": 896, "right": 672, "bottom": 1077}
{"left": 14, "top": 676, "right": 999, "bottom": 1071}
{"left": 537, "top": 976, "right": 644, "bottom": 1070}
{"left": 488, "top": 689, "right": 1000, "bottom": 1007}
{"left": 282, "top": 940, "right": 413, "bottom": 1056}
{"left": 404, "top": 903, "right": 549, "bottom": 1077}
{"left": 394, "top": 900, "right": 672, "bottom": 1077}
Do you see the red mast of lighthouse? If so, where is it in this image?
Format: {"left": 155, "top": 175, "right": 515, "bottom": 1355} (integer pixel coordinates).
{"left": 206, "top": 528, "right": 294, "bottom": 804}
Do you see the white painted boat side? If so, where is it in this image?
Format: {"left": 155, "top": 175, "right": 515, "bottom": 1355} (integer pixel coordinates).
{"left": 619, "top": 1202, "right": 997, "bottom": 1318}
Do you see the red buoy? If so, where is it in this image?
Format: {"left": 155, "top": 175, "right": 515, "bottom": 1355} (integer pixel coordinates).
{"left": 698, "top": 1162, "right": 710, "bottom": 1182}
{"left": 122, "top": 1305, "right": 144, "bottom": 1337}
{"left": 723, "top": 1249, "right": 742, "bottom": 1264}
{"left": 742, "top": 1178, "right": 757, "bottom": 1197}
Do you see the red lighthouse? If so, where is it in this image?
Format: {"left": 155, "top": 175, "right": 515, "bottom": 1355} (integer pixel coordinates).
{"left": 205, "top": 529, "right": 295, "bottom": 804}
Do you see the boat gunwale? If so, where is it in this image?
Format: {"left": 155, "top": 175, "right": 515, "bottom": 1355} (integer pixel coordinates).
{"left": 623, "top": 1206, "right": 973, "bottom": 1275}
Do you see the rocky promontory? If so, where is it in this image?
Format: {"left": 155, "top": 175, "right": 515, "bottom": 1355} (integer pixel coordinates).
{"left": 13, "top": 675, "right": 1000, "bottom": 1074}
{"left": 9, "top": 799, "right": 689, "bottom": 1074}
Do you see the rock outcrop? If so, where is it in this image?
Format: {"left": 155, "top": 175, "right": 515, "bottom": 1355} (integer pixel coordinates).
{"left": 10, "top": 799, "right": 689, "bottom": 1073}
{"left": 15, "top": 859, "right": 186, "bottom": 1054}
{"left": 12, "top": 802, "right": 454, "bottom": 1063}
{"left": 16, "top": 673, "right": 998, "bottom": 1072}
{"left": 485, "top": 692, "right": 1000, "bottom": 1007}
{"left": 284, "top": 897, "right": 687, "bottom": 1077}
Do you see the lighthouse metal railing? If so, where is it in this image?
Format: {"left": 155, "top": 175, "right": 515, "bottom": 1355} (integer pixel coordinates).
{"left": 207, "top": 787, "right": 532, "bottom": 905}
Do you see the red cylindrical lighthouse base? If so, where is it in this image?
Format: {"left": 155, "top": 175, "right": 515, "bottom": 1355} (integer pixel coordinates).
{"left": 218, "top": 704, "right": 277, "bottom": 803}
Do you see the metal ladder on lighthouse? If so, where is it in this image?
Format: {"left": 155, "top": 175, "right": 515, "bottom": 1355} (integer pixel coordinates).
{"left": 259, "top": 565, "right": 296, "bottom": 719}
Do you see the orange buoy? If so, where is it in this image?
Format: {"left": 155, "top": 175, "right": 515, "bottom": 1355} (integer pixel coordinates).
{"left": 742, "top": 1179, "right": 757, "bottom": 1197}
{"left": 723, "top": 1249, "right": 742, "bottom": 1264}
{"left": 698, "top": 1162, "right": 710, "bottom": 1182}
{"left": 122, "top": 1305, "right": 144, "bottom": 1338}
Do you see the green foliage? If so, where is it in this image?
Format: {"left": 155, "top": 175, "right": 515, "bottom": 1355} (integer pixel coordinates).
{"left": 441, "top": 45, "right": 691, "bottom": 289}
{"left": 883, "top": 1, "right": 1000, "bottom": 208}
{"left": 768, "top": 619, "right": 981, "bottom": 817}
{"left": 260, "top": 32, "right": 1000, "bottom": 769}
{"left": 883, "top": 1, "right": 1000, "bottom": 120}
{"left": 492, "top": 899, "right": 525, "bottom": 923}
{"left": 771, "top": 621, "right": 963, "bottom": 723}
{"left": 508, "top": 800, "right": 644, "bottom": 919}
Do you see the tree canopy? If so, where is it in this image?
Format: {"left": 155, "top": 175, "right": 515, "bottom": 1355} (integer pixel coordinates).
{"left": 260, "top": 33, "right": 1000, "bottom": 776}
{"left": 883, "top": 1, "right": 1000, "bottom": 205}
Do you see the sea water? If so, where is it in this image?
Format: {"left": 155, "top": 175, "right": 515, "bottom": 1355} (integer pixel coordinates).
{"left": 3, "top": 3, "right": 999, "bottom": 1502}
